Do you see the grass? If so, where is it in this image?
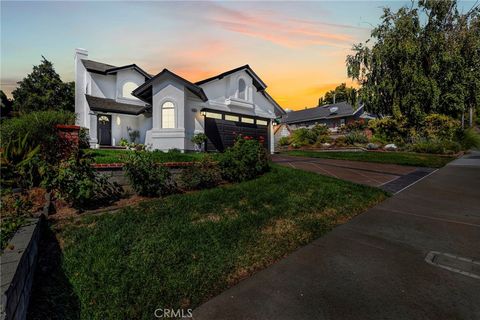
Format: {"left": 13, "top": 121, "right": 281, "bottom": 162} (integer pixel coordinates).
{"left": 284, "top": 150, "right": 455, "bottom": 168}
{"left": 28, "top": 165, "right": 387, "bottom": 319}
{"left": 87, "top": 149, "right": 212, "bottom": 164}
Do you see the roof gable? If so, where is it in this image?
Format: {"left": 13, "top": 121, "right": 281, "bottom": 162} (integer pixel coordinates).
{"left": 132, "top": 69, "right": 208, "bottom": 104}
{"left": 195, "top": 65, "right": 267, "bottom": 91}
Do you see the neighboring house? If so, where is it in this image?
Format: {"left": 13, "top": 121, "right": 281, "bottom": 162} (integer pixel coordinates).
{"left": 282, "top": 101, "right": 373, "bottom": 132}
{"left": 74, "top": 49, "right": 285, "bottom": 153}
{"left": 273, "top": 123, "right": 291, "bottom": 148}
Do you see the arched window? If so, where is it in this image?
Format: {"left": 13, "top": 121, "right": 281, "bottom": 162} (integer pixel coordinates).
{"left": 238, "top": 78, "right": 246, "bottom": 100}
{"left": 162, "top": 101, "right": 175, "bottom": 128}
{"left": 122, "top": 82, "right": 138, "bottom": 99}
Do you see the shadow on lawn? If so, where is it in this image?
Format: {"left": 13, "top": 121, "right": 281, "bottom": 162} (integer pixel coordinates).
{"left": 27, "top": 222, "right": 80, "bottom": 320}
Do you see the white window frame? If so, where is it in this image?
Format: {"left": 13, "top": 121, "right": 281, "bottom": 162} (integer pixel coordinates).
{"left": 122, "top": 81, "right": 138, "bottom": 100}
{"left": 161, "top": 101, "right": 176, "bottom": 128}
{"left": 237, "top": 78, "right": 247, "bottom": 100}
{"left": 225, "top": 114, "right": 239, "bottom": 122}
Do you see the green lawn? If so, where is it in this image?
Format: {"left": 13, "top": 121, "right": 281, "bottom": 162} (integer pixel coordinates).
{"left": 284, "top": 150, "right": 455, "bottom": 168}
{"left": 87, "top": 149, "right": 210, "bottom": 164}
{"left": 28, "top": 165, "right": 387, "bottom": 319}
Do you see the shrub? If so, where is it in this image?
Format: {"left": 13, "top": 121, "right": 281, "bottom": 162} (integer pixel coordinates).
{"left": 124, "top": 151, "right": 173, "bottom": 197}
{"left": 316, "top": 134, "right": 333, "bottom": 144}
{"left": 342, "top": 119, "right": 367, "bottom": 133}
{"left": 79, "top": 127, "right": 90, "bottom": 149}
{"left": 459, "top": 128, "right": 480, "bottom": 150}
{"left": 278, "top": 136, "right": 290, "bottom": 146}
{"left": 409, "top": 139, "right": 461, "bottom": 154}
{"left": 290, "top": 128, "right": 316, "bottom": 147}
{"left": 191, "top": 133, "right": 207, "bottom": 150}
{"left": 127, "top": 127, "right": 140, "bottom": 143}
{"left": 334, "top": 136, "right": 347, "bottom": 147}
{"left": 311, "top": 124, "right": 329, "bottom": 137}
{"left": 345, "top": 131, "right": 368, "bottom": 145}
{"left": 219, "top": 137, "right": 270, "bottom": 182}
{"left": 178, "top": 155, "right": 222, "bottom": 190}
{"left": 119, "top": 138, "right": 129, "bottom": 146}
{"left": 421, "top": 114, "right": 460, "bottom": 141}
{"left": 53, "top": 151, "right": 123, "bottom": 209}
{"left": 0, "top": 111, "right": 76, "bottom": 187}
{"left": 0, "top": 110, "right": 75, "bottom": 152}
{"left": 0, "top": 133, "right": 41, "bottom": 188}
{"left": 368, "top": 116, "right": 408, "bottom": 144}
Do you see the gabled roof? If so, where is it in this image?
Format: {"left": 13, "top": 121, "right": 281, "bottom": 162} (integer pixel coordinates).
{"left": 82, "top": 59, "right": 152, "bottom": 79}
{"left": 132, "top": 69, "right": 208, "bottom": 104}
{"left": 195, "top": 65, "right": 267, "bottom": 91}
{"left": 282, "top": 101, "right": 355, "bottom": 124}
{"left": 86, "top": 95, "right": 147, "bottom": 115}
{"left": 261, "top": 91, "right": 286, "bottom": 116}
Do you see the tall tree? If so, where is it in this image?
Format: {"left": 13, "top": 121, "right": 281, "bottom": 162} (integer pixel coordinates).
{"left": 12, "top": 57, "right": 74, "bottom": 113}
{"left": 346, "top": 0, "right": 480, "bottom": 124}
{"left": 318, "top": 83, "right": 358, "bottom": 107}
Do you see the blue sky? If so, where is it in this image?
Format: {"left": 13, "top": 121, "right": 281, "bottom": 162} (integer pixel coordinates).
{"left": 1, "top": 1, "right": 476, "bottom": 109}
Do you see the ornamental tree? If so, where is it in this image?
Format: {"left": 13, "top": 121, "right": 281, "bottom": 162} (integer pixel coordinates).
{"left": 12, "top": 57, "right": 74, "bottom": 114}
{"left": 346, "top": 0, "right": 480, "bottom": 125}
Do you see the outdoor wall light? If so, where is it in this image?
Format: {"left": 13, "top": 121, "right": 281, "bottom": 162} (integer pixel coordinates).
{"left": 116, "top": 116, "right": 121, "bottom": 126}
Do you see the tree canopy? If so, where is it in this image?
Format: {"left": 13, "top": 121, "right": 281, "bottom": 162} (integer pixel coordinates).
{"left": 318, "top": 83, "right": 358, "bottom": 107}
{"left": 346, "top": 0, "right": 480, "bottom": 124}
{"left": 12, "top": 57, "right": 74, "bottom": 114}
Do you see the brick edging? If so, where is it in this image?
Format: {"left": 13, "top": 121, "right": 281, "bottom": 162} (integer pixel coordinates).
{"left": 92, "top": 161, "right": 196, "bottom": 169}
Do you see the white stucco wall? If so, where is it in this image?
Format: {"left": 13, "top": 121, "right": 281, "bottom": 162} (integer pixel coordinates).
{"left": 145, "top": 78, "right": 187, "bottom": 151}
{"left": 199, "top": 69, "right": 276, "bottom": 120}
{"left": 90, "top": 74, "right": 116, "bottom": 99}
{"left": 115, "top": 69, "right": 144, "bottom": 105}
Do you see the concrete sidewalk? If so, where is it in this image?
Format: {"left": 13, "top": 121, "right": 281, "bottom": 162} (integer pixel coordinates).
{"left": 194, "top": 152, "right": 480, "bottom": 320}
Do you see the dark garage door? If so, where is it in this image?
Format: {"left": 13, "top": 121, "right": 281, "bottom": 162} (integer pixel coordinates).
{"left": 205, "top": 117, "right": 269, "bottom": 152}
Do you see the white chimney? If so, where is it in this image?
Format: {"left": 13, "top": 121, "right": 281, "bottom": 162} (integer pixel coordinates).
{"left": 74, "top": 48, "right": 89, "bottom": 128}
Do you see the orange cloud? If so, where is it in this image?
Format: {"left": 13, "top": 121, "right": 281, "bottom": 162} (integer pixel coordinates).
{"left": 205, "top": 3, "right": 354, "bottom": 48}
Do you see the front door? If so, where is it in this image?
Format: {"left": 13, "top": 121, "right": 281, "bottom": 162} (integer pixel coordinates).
{"left": 97, "top": 114, "right": 112, "bottom": 146}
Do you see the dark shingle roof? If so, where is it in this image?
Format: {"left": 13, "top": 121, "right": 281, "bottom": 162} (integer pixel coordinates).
{"left": 82, "top": 60, "right": 117, "bottom": 73}
{"left": 195, "top": 65, "right": 267, "bottom": 91}
{"left": 86, "top": 95, "right": 147, "bottom": 115}
{"left": 82, "top": 60, "right": 152, "bottom": 79}
{"left": 283, "top": 101, "right": 354, "bottom": 124}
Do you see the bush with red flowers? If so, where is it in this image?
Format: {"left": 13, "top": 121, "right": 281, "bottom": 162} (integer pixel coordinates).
{"left": 219, "top": 136, "right": 270, "bottom": 182}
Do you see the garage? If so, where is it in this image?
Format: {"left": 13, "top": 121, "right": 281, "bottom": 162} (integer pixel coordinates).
{"left": 203, "top": 110, "right": 269, "bottom": 152}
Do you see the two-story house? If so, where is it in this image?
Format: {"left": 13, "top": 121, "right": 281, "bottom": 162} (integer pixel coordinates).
{"left": 74, "top": 48, "right": 285, "bottom": 153}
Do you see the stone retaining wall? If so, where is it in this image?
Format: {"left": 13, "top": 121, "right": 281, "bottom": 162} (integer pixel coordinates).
{"left": 1, "top": 218, "right": 42, "bottom": 320}
{"left": 96, "top": 166, "right": 186, "bottom": 195}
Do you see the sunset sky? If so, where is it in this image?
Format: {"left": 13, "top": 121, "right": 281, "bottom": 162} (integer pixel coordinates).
{"left": 1, "top": 1, "right": 475, "bottom": 109}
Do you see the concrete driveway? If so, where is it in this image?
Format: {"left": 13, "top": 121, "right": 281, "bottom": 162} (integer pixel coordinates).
{"left": 272, "top": 154, "right": 435, "bottom": 193}
{"left": 194, "top": 151, "right": 480, "bottom": 320}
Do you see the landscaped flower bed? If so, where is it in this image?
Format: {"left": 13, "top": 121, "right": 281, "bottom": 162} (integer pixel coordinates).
{"left": 280, "top": 115, "right": 480, "bottom": 155}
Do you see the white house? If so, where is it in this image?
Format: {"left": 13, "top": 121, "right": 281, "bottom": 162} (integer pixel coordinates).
{"left": 74, "top": 48, "right": 285, "bottom": 153}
